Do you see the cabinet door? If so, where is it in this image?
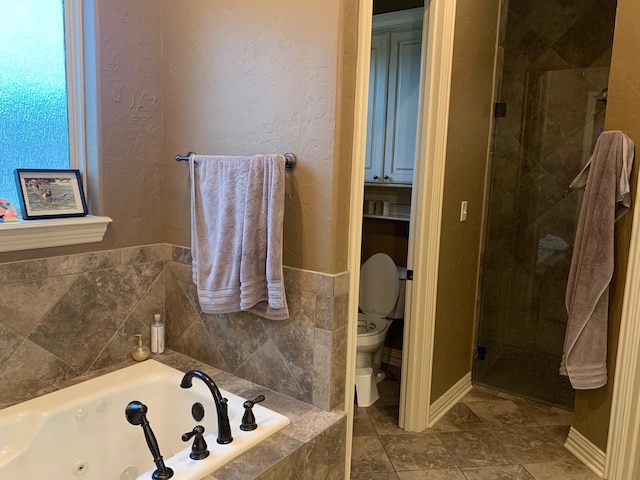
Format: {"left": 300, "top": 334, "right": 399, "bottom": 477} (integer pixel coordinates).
{"left": 364, "top": 32, "right": 389, "bottom": 183}
{"left": 383, "top": 28, "right": 422, "bottom": 184}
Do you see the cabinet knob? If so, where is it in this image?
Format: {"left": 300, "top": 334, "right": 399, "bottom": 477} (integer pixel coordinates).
{"left": 373, "top": 175, "right": 379, "bottom": 180}
{"left": 384, "top": 175, "right": 390, "bottom": 180}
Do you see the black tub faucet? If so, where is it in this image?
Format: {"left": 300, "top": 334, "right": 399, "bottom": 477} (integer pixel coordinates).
{"left": 180, "top": 370, "right": 233, "bottom": 444}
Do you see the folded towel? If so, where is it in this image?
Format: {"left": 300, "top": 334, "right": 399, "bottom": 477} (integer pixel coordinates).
{"left": 240, "top": 155, "right": 288, "bottom": 319}
{"left": 560, "top": 130, "right": 634, "bottom": 389}
{"left": 190, "top": 154, "right": 289, "bottom": 320}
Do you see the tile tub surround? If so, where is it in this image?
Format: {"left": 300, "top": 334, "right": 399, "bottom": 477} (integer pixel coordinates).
{"left": 0, "top": 244, "right": 348, "bottom": 412}
{"left": 0, "top": 244, "right": 170, "bottom": 408}
{"left": 4, "top": 351, "right": 347, "bottom": 480}
{"left": 167, "top": 246, "right": 349, "bottom": 411}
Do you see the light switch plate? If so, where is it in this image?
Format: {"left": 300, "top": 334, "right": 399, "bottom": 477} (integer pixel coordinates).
{"left": 460, "top": 201, "right": 468, "bottom": 222}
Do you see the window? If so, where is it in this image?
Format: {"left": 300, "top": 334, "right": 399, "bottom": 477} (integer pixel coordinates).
{"left": 0, "top": 0, "right": 84, "bottom": 210}
{"left": 0, "top": 0, "right": 111, "bottom": 253}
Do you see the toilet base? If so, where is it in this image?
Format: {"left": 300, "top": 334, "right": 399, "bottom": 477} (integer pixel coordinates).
{"left": 356, "top": 343, "right": 386, "bottom": 383}
{"left": 355, "top": 367, "right": 379, "bottom": 407}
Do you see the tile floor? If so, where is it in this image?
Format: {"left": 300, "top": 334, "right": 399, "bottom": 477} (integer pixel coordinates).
{"left": 351, "top": 371, "right": 600, "bottom": 480}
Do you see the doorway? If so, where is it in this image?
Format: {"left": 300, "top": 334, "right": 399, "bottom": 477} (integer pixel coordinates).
{"left": 474, "top": 0, "right": 616, "bottom": 409}
{"left": 346, "top": 0, "right": 460, "bottom": 443}
{"left": 358, "top": 0, "right": 424, "bottom": 413}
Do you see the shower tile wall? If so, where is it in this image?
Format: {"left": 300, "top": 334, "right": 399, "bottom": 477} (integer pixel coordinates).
{"left": 0, "top": 244, "right": 347, "bottom": 411}
{"left": 477, "top": 0, "right": 616, "bottom": 407}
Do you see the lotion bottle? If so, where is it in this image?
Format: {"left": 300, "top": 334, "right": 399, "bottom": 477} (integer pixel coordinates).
{"left": 150, "top": 313, "right": 165, "bottom": 354}
{"left": 131, "top": 334, "right": 150, "bottom": 361}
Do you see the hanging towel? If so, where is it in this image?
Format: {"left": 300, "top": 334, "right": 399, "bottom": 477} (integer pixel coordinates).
{"left": 560, "top": 130, "right": 634, "bottom": 389}
{"left": 190, "top": 154, "right": 289, "bottom": 320}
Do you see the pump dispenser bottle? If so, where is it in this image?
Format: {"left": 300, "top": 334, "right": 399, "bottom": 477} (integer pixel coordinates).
{"left": 131, "top": 334, "right": 150, "bottom": 361}
{"left": 150, "top": 313, "right": 165, "bottom": 354}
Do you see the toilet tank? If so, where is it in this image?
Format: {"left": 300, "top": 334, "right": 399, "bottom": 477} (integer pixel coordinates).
{"left": 388, "top": 266, "right": 407, "bottom": 319}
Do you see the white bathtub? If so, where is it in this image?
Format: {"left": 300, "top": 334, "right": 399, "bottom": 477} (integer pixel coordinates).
{"left": 0, "top": 360, "right": 289, "bottom": 480}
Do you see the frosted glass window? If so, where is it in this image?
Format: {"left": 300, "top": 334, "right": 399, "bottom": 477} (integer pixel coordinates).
{"left": 0, "top": 0, "right": 70, "bottom": 210}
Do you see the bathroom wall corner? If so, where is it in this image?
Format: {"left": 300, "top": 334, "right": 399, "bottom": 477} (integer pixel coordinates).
{"left": 0, "top": 243, "right": 168, "bottom": 408}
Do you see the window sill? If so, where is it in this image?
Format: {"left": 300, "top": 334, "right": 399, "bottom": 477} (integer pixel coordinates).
{"left": 0, "top": 215, "right": 112, "bottom": 253}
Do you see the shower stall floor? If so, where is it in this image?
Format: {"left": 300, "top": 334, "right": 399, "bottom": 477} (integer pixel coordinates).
{"left": 474, "top": 345, "right": 575, "bottom": 410}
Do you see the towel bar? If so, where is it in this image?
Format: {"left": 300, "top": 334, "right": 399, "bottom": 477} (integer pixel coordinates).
{"left": 176, "top": 152, "right": 297, "bottom": 170}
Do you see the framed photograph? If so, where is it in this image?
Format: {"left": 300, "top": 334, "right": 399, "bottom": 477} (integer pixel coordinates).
{"left": 14, "top": 169, "right": 88, "bottom": 219}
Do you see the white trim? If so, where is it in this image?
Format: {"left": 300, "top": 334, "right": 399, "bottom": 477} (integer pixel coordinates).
{"left": 565, "top": 426, "right": 606, "bottom": 478}
{"left": 0, "top": 216, "right": 112, "bottom": 252}
{"left": 605, "top": 171, "right": 640, "bottom": 479}
{"left": 64, "top": 0, "right": 88, "bottom": 185}
{"left": 344, "top": 0, "right": 373, "bottom": 477}
{"left": 428, "top": 372, "right": 473, "bottom": 427}
{"left": 399, "top": 0, "right": 457, "bottom": 432}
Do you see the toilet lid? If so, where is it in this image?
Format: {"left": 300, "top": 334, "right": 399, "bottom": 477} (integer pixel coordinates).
{"left": 359, "top": 253, "right": 399, "bottom": 317}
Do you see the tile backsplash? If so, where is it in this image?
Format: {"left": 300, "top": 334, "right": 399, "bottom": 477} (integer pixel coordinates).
{"left": 0, "top": 244, "right": 348, "bottom": 411}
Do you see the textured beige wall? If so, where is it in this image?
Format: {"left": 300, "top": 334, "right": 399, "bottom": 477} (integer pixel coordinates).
{"left": 0, "top": 0, "right": 165, "bottom": 264}
{"left": 1, "top": 0, "right": 355, "bottom": 274}
{"left": 572, "top": 0, "right": 637, "bottom": 452}
{"left": 430, "top": 0, "right": 500, "bottom": 402}
{"left": 94, "top": 0, "right": 165, "bottom": 247}
{"left": 162, "top": 0, "right": 355, "bottom": 273}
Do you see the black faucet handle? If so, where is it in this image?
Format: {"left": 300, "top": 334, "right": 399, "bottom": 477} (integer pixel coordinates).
{"left": 240, "top": 395, "right": 265, "bottom": 431}
{"left": 181, "top": 425, "right": 210, "bottom": 460}
{"left": 181, "top": 424, "right": 205, "bottom": 441}
{"left": 243, "top": 394, "right": 265, "bottom": 409}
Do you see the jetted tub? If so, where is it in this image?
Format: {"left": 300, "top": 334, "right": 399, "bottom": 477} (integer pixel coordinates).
{"left": 0, "top": 360, "right": 289, "bottom": 479}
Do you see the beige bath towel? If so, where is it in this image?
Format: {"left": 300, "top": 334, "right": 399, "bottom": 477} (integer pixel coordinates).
{"left": 561, "top": 130, "right": 634, "bottom": 389}
{"left": 190, "top": 154, "right": 289, "bottom": 320}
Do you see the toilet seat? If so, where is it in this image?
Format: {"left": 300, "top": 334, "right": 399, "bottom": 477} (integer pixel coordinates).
{"left": 357, "top": 314, "right": 389, "bottom": 337}
{"left": 359, "top": 253, "right": 399, "bottom": 318}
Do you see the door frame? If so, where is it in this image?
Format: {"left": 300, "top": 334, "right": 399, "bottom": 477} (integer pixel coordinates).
{"left": 398, "top": 0, "right": 457, "bottom": 431}
{"left": 606, "top": 193, "right": 640, "bottom": 478}
{"left": 344, "top": 0, "right": 458, "bottom": 474}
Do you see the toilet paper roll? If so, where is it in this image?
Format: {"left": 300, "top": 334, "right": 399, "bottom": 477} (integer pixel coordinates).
{"left": 374, "top": 201, "right": 383, "bottom": 215}
{"left": 383, "top": 201, "right": 390, "bottom": 216}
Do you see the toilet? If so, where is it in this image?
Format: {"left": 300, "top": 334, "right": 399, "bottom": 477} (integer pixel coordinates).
{"left": 355, "top": 253, "right": 407, "bottom": 407}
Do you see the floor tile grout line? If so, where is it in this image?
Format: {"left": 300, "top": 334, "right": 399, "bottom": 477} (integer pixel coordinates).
{"left": 352, "top": 382, "right": 580, "bottom": 479}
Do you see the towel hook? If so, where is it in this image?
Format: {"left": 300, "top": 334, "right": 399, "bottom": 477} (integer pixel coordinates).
{"left": 176, "top": 152, "right": 297, "bottom": 170}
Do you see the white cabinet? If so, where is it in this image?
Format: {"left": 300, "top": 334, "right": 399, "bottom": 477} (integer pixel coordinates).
{"left": 365, "top": 9, "right": 423, "bottom": 185}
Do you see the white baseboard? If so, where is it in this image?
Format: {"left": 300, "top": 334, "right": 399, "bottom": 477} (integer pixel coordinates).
{"left": 564, "top": 426, "right": 606, "bottom": 478}
{"left": 428, "top": 372, "right": 473, "bottom": 427}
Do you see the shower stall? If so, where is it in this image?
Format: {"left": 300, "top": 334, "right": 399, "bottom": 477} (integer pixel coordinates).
{"left": 474, "top": 0, "right": 617, "bottom": 408}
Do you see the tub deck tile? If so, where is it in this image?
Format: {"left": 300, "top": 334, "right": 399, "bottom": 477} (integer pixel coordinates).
{"left": 239, "top": 385, "right": 316, "bottom": 422}
{"left": 204, "top": 431, "right": 304, "bottom": 480}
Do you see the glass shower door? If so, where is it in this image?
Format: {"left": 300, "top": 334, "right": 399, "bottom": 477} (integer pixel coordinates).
{"left": 474, "top": 66, "right": 609, "bottom": 409}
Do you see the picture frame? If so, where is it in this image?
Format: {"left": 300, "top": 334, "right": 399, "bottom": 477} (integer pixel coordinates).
{"left": 14, "top": 169, "right": 88, "bottom": 219}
